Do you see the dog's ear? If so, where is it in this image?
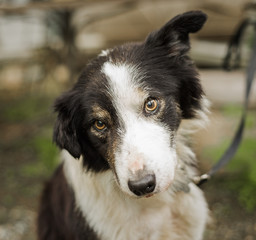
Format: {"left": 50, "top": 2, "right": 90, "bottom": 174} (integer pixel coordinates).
{"left": 53, "top": 90, "right": 81, "bottom": 159}
{"left": 145, "top": 11, "right": 207, "bottom": 56}
{"left": 145, "top": 11, "right": 207, "bottom": 119}
{"left": 53, "top": 89, "right": 110, "bottom": 171}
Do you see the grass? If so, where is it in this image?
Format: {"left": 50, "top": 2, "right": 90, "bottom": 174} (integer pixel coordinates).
{"left": 202, "top": 107, "right": 256, "bottom": 211}
{"left": 21, "top": 134, "right": 59, "bottom": 178}
{"left": 0, "top": 95, "right": 53, "bottom": 123}
{"left": 221, "top": 104, "right": 256, "bottom": 129}
{"left": 0, "top": 93, "right": 59, "bottom": 209}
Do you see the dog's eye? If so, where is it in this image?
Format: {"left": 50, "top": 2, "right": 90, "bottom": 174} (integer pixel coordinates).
{"left": 145, "top": 98, "right": 159, "bottom": 114}
{"left": 94, "top": 120, "right": 106, "bottom": 131}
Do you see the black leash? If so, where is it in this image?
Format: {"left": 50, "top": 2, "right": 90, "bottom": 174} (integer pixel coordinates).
{"left": 194, "top": 19, "right": 256, "bottom": 186}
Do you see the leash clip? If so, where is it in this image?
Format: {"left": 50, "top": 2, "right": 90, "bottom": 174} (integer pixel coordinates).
{"left": 193, "top": 173, "right": 210, "bottom": 186}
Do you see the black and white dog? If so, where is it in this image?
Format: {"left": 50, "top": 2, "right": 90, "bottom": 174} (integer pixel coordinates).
{"left": 38, "top": 11, "right": 209, "bottom": 240}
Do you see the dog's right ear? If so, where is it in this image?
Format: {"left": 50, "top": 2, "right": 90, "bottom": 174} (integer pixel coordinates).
{"left": 53, "top": 90, "right": 81, "bottom": 159}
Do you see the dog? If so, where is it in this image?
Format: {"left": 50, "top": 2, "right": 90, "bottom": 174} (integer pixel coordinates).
{"left": 37, "top": 10, "right": 209, "bottom": 240}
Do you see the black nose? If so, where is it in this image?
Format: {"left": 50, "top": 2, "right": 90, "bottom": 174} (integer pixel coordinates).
{"left": 128, "top": 174, "right": 156, "bottom": 196}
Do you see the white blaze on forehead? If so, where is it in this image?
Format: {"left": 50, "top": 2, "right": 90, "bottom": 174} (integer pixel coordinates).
{"left": 102, "top": 62, "right": 177, "bottom": 195}
{"left": 102, "top": 62, "right": 146, "bottom": 114}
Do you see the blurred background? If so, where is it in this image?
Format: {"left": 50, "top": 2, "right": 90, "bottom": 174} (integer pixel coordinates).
{"left": 0, "top": 0, "right": 256, "bottom": 239}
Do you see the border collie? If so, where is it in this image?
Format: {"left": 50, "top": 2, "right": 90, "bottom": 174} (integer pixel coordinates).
{"left": 38, "top": 11, "right": 209, "bottom": 240}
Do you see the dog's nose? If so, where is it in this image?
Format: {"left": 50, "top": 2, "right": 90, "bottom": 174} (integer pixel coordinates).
{"left": 128, "top": 174, "right": 156, "bottom": 196}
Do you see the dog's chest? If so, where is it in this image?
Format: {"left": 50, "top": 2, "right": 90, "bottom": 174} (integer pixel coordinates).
{"left": 88, "top": 199, "right": 173, "bottom": 240}
{"left": 63, "top": 155, "right": 174, "bottom": 240}
{"left": 63, "top": 151, "right": 208, "bottom": 240}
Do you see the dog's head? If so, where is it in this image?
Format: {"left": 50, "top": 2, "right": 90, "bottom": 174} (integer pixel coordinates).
{"left": 54, "top": 11, "right": 207, "bottom": 197}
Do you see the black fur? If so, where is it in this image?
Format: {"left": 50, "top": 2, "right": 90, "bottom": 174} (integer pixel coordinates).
{"left": 37, "top": 165, "right": 99, "bottom": 240}
{"left": 38, "top": 11, "right": 207, "bottom": 240}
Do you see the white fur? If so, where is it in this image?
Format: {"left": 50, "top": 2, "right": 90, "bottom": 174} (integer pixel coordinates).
{"left": 102, "top": 62, "right": 177, "bottom": 196}
{"left": 62, "top": 150, "right": 208, "bottom": 240}
{"left": 115, "top": 119, "right": 177, "bottom": 195}
{"left": 99, "top": 49, "right": 111, "bottom": 57}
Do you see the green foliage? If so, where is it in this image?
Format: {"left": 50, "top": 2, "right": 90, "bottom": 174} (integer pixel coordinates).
{"left": 204, "top": 135, "right": 256, "bottom": 211}
{"left": 0, "top": 95, "right": 53, "bottom": 123}
{"left": 21, "top": 134, "right": 59, "bottom": 178}
{"left": 221, "top": 104, "right": 241, "bottom": 117}
{"left": 203, "top": 105, "right": 256, "bottom": 211}
{"left": 221, "top": 104, "right": 256, "bottom": 129}
{"left": 34, "top": 135, "right": 59, "bottom": 169}
{"left": 0, "top": 94, "right": 59, "bottom": 209}
{"left": 227, "top": 138, "right": 256, "bottom": 211}
{"left": 238, "top": 182, "right": 256, "bottom": 211}
{"left": 0, "top": 94, "right": 58, "bottom": 177}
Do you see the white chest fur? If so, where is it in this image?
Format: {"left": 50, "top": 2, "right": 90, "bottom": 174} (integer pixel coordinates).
{"left": 62, "top": 150, "right": 208, "bottom": 240}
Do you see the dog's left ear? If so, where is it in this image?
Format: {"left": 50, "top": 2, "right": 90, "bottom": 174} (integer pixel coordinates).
{"left": 145, "top": 11, "right": 207, "bottom": 56}
{"left": 145, "top": 11, "right": 207, "bottom": 119}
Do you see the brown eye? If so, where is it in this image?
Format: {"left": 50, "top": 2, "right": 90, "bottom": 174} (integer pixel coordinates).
{"left": 145, "top": 98, "right": 159, "bottom": 113}
{"left": 94, "top": 120, "right": 106, "bottom": 131}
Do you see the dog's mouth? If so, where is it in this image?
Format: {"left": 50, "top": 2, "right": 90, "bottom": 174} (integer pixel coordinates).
{"left": 132, "top": 191, "right": 156, "bottom": 199}
{"left": 145, "top": 193, "right": 154, "bottom": 198}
